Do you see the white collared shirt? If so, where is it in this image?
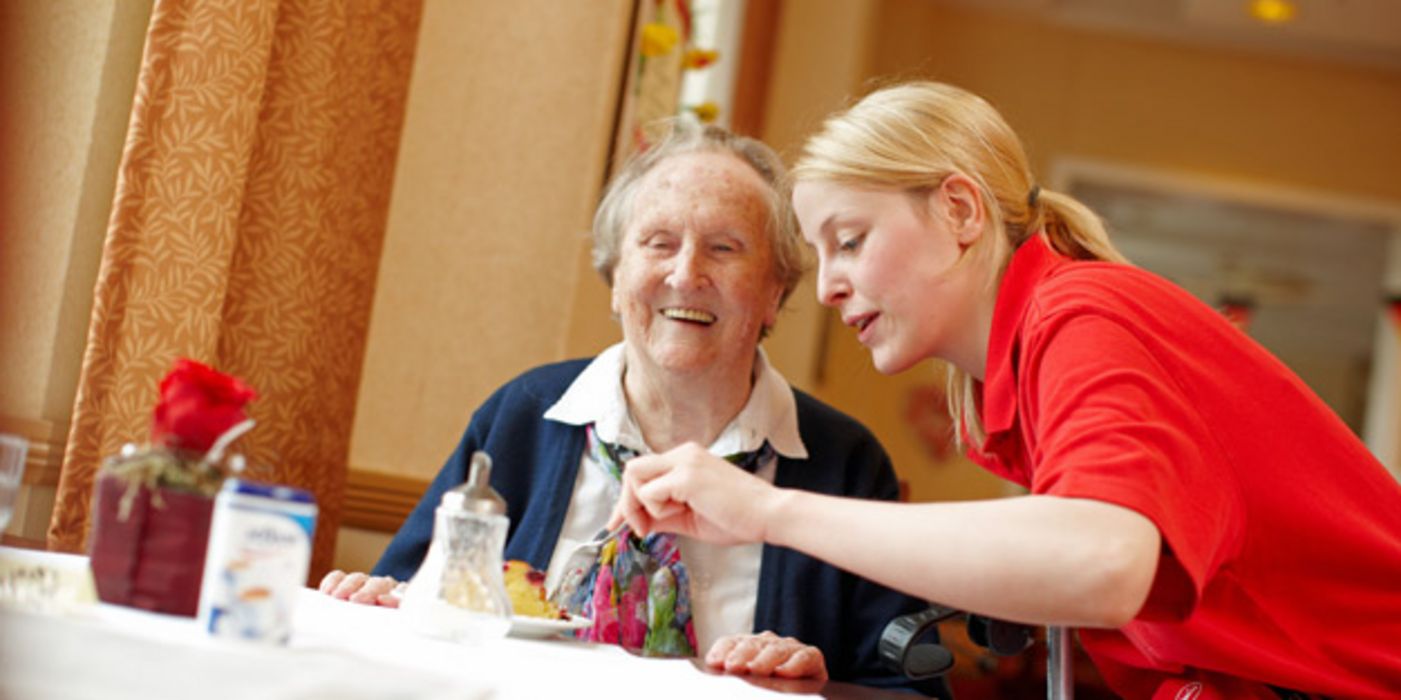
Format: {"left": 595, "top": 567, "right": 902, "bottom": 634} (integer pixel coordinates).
{"left": 541, "top": 342, "right": 807, "bottom": 652}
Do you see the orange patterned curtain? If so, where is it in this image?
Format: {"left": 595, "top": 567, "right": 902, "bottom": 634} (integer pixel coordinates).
{"left": 49, "top": 0, "right": 423, "bottom": 580}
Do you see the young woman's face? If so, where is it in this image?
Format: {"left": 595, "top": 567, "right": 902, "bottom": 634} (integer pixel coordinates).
{"left": 793, "top": 179, "right": 982, "bottom": 374}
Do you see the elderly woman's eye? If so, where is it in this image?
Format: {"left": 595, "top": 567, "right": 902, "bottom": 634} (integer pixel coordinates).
{"left": 644, "top": 234, "right": 676, "bottom": 250}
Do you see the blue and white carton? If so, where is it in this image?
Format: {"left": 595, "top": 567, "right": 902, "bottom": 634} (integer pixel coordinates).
{"left": 197, "top": 479, "right": 317, "bottom": 644}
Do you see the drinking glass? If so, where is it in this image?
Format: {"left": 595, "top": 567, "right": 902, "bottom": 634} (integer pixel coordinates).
{"left": 0, "top": 434, "right": 29, "bottom": 532}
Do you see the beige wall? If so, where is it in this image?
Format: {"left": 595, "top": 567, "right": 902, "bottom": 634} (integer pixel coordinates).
{"left": 0, "top": 1, "right": 152, "bottom": 538}
{"left": 756, "top": 0, "right": 879, "bottom": 394}
{"left": 347, "top": 0, "right": 634, "bottom": 482}
{"left": 337, "top": 0, "right": 635, "bottom": 569}
{"left": 871, "top": 2, "right": 1401, "bottom": 200}
{"left": 0, "top": 1, "right": 150, "bottom": 423}
{"left": 30, "top": 1, "right": 1388, "bottom": 565}
{"left": 753, "top": 1, "right": 1401, "bottom": 504}
{"left": 9, "top": 0, "right": 1391, "bottom": 550}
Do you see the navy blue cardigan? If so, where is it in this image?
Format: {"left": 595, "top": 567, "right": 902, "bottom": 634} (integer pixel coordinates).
{"left": 375, "top": 359, "right": 947, "bottom": 696}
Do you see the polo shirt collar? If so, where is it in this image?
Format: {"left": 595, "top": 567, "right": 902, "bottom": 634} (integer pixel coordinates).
{"left": 981, "top": 234, "right": 1068, "bottom": 437}
{"left": 543, "top": 342, "right": 808, "bottom": 460}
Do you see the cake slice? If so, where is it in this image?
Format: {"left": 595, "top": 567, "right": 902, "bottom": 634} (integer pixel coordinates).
{"left": 503, "top": 560, "right": 565, "bottom": 619}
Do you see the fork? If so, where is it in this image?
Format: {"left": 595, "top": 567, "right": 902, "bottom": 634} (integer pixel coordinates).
{"left": 547, "top": 523, "right": 629, "bottom": 607}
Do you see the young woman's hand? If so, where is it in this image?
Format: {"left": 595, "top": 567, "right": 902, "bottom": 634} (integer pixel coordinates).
{"left": 608, "top": 442, "right": 780, "bottom": 545}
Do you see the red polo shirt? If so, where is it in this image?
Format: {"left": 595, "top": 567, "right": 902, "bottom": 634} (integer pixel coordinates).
{"left": 968, "top": 235, "right": 1401, "bottom": 699}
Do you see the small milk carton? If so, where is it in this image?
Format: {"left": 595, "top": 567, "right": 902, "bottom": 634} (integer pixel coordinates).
{"left": 197, "top": 478, "right": 316, "bottom": 643}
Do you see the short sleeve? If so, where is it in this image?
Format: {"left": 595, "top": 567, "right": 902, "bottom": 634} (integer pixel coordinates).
{"left": 1018, "top": 312, "right": 1243, "bottom": 620}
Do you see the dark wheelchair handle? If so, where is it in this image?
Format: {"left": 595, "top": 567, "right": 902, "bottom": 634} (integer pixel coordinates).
{"left": 879, "top": 605, "right": 959, "bottom": 680}
{"left": 879, "top": 605, "right": 1035, "bottom": 681}
{"left": 967, "top": 613, "right": 1035, "bottom": 657}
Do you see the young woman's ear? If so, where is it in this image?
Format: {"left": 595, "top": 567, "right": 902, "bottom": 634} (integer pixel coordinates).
{"left": 931, "top": 173, "right": 986, "bottom": 246}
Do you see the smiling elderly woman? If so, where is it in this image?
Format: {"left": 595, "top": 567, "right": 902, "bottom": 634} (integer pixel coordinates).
{"left": 319, "top": 121, "right": 947, "bottom": 696}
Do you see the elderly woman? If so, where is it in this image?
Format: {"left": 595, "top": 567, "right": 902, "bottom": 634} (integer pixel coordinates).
{"left": 320, "top": 121, "right": 945, "bottom": 696}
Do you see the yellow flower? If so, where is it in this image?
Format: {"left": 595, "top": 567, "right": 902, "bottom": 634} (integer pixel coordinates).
{"left": 683, "top": 48, "right": 719, "bottom": 70}
{"left": 640, "top": 23, "right": 680, "bottom": 57}
{"left": 689, "top": 101, "right": 720, "bottom": 123}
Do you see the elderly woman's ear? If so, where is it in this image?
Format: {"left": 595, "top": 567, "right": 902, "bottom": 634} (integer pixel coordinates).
{"left": 763, "top": 281, "right": 782, "bottom": 330}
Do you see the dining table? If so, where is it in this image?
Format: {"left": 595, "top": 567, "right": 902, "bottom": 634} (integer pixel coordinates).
{"left": 0, "top": 545, "right": 913, "bottom": 699}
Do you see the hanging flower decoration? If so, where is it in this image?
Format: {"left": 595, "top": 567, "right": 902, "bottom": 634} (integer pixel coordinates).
{"left": 1386, "top": 295, "right": 1401, "bottom": 332}
{"left": 640, "top": 22, "right": 680, "bottom": 58}
{"left": 683, "top": 48, "right": 719, "bottom": 70}
{"left": 1217, "top": 294, "right": 1255, "bottom": 333}
{"left": 688, "top": 101, "right": 720, "bottom": 123}
{"left": 627, "top": 0, "right": 724, "bottom": 156}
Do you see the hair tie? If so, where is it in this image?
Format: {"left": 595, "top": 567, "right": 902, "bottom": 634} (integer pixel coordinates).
{"left": 1027, "top": 184, "right": 1041, "bottom": 209}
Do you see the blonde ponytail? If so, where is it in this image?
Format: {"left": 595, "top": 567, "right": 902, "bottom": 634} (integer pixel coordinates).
{"left": 794, "top": 81, "right": 1127, "bottom": 448}
{"left": 1033, "top": 188, "right": 1127, "bottom": 265}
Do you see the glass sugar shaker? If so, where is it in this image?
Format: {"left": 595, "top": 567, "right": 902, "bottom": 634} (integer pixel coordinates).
{"left": 399, "top": 450, "right": 512, "bottom": 642}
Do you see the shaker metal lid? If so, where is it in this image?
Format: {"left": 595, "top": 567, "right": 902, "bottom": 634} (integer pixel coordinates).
{"left": 441, "top": 450, "right": 506, "bottom": 515}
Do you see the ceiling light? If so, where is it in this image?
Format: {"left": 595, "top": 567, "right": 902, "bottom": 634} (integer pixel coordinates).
{"left": 1249, "top": 0, "right": 1298, "bottom": 24}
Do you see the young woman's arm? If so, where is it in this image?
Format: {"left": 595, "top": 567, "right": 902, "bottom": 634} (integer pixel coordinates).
{"left": 612, "top": 444, "right": 1160, "bottom": 628}
{"left": 767, "top": 488, "right": 1159, "bottom": 627}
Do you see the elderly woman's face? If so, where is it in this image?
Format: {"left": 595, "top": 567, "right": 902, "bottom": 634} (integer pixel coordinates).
{"left": 611, "top": 151, "right": 783, "bottom": 379}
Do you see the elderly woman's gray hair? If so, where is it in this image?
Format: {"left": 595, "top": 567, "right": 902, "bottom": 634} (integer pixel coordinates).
{"left": 591, "top": 120, "right": 804, "bottom": 307}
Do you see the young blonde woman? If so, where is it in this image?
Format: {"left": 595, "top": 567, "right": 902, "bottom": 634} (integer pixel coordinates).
{"left": 611, "top": 81, "right": 1401, "bottom": 699}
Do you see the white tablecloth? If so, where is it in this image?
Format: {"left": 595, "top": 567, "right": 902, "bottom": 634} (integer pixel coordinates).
{"left": 0, "top": 547, "right": 815, "bottom": 699}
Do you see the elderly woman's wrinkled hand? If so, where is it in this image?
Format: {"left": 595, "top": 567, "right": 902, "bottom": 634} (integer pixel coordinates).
{"left": 706, "top": 631, "right": 829, "bottom": 681}
{"left": 607, "top": 442, "right": 776, "bottom": 545}
{"left": 318, "top": 570, "right": 403, "bottom": 607}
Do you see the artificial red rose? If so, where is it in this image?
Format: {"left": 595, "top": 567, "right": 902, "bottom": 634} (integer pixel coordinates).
{"left": 149, "top": 358, "right": 257, "bottom": 453}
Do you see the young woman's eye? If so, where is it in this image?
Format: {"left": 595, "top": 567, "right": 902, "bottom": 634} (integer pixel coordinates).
{"left": 837, "top": 233, "right": 865, "bottom": 253}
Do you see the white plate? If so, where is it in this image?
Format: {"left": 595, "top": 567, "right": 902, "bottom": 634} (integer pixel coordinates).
{"left": 508, "top": 614, "right": 592, "bottom": 639}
